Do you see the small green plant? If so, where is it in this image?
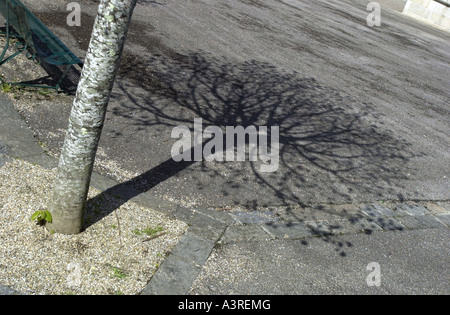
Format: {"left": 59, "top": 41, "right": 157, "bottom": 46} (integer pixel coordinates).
{"left": 31, "top": 210, "right": 53, "bottom": 226}
{"left": 111, "top": 266, "right": 128, "bottom": 279}
{"left": 156, "top": 252, "right": 164, "bottom": 258}
{"left": 38, "top": 90, "right": 53, "bottom": 96}
{"left": 133, "top": 225, "right": 164, "bottom": 237}
{"left": 1, "top": 83, "right": 12, "bottom": 93}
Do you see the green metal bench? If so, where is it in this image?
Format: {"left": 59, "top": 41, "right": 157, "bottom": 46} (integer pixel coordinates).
{"left": 0, "top": 0, "right": 83, "bottom": 91}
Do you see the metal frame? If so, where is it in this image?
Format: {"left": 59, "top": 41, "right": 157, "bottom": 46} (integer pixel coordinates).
{"left": 0, "top": 0, "right": 81, "bottom": 91}
{"left": 0, "top": 3, "right": 31, "bottom": 66}
{"left": 434, "top": 0, "right": 450, "bottom": 7}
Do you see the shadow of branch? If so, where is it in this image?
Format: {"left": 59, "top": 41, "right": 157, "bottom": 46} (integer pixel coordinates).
{"left": 85, "top": 51, "right": 421, "bottom": 253}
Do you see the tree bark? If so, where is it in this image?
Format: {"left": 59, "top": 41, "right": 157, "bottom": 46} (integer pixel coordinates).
{"left": 47, "top": 0, "right": 137, "bottom": 235}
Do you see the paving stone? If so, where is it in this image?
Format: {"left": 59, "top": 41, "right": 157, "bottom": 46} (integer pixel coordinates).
{"left": 143, "top": 230, "right": 220, "bottom": 295}
{"left": 413, "top": 215, "right": 446, "bottom": 229}
{"left": 141, "top": 254, "right": 202, "bottom": 295}
{"left": 435, "top": 214, "right": 450, "bottom": 227}
{"left": 397, "top": 215, "right": 447, "bottom": 230}
{"left": 230, "top": 210, "right": 279, "bottom": 225}
{"left": 272, "top": 204, "right": 363, "bottom": 223}
{"left": 263, "top": 222, "right": 313, "bottom": 239}
{"left": 306, "top": 219, "right": 380, "bottom": 236}
{"left": 305, "top": 221, "right": 335, "bottom": 236}
{"left": 304, "top": 220, "right": 361, "bottom": 236}
{"left": 436, "top": 202, "right": 450, "bottom": 212}
{"left": 346, "top": 217, "right": 383, "bottom": 233}
{"left": 220, "top": 225, "right": 274, "bottom": 244}
{"left": 360, "top": 203, "right": 397, "bottom": 218}
{"left": 372, "top": 217, "right": 406, "bottom": 231}
{"left": 170, "top": 231, "right": 218, "bottom": 265}
{"left": 0, "top": 284, "right": 21, "bottom": 295}
{"left": 396, "top": 204, "right": 430, "bottom": 216}
{"left": 422, "top": 203, "right": 449, "bottom": 215}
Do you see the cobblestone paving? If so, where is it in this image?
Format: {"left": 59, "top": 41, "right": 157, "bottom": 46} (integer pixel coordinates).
{"left": 220, "top": 201, "right": 450, "bottom": 244}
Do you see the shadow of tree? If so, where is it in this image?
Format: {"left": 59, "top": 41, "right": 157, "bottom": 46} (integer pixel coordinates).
{"left": 84, "top": 51, "right": 419, "bottom": 258}
{"left": 105, "top": 52, "right": 418, "bottom": 208}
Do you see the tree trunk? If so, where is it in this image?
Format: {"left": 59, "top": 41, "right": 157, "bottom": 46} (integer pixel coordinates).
{"left": 47, "top": 0, "right": 137, "bottom": 235}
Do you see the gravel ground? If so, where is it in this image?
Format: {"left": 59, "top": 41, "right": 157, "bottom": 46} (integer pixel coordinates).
{"left": 0, "top": 159, "right": 188, "bottom": 295}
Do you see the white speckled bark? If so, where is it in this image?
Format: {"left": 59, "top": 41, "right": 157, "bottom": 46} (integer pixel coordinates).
{"left": 48, "top": 0, "right": 137, "bottom": 235}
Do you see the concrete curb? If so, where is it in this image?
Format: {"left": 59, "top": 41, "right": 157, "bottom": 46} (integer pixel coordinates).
{"left": 0, "top": 284, "right": 22, "bottom": 295}
{"left": 0, "top": 95, "right": 57, "bottom": 169}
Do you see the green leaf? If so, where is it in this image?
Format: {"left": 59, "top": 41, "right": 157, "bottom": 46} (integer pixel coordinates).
{"left": 44, "top": 211, "right": 53, "bottom": 223}
{"left": 31, "top": 211, "right": 41, "bottom": 221}
{"left": 30, "top": 210, "right": 53, "bottom": 224}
